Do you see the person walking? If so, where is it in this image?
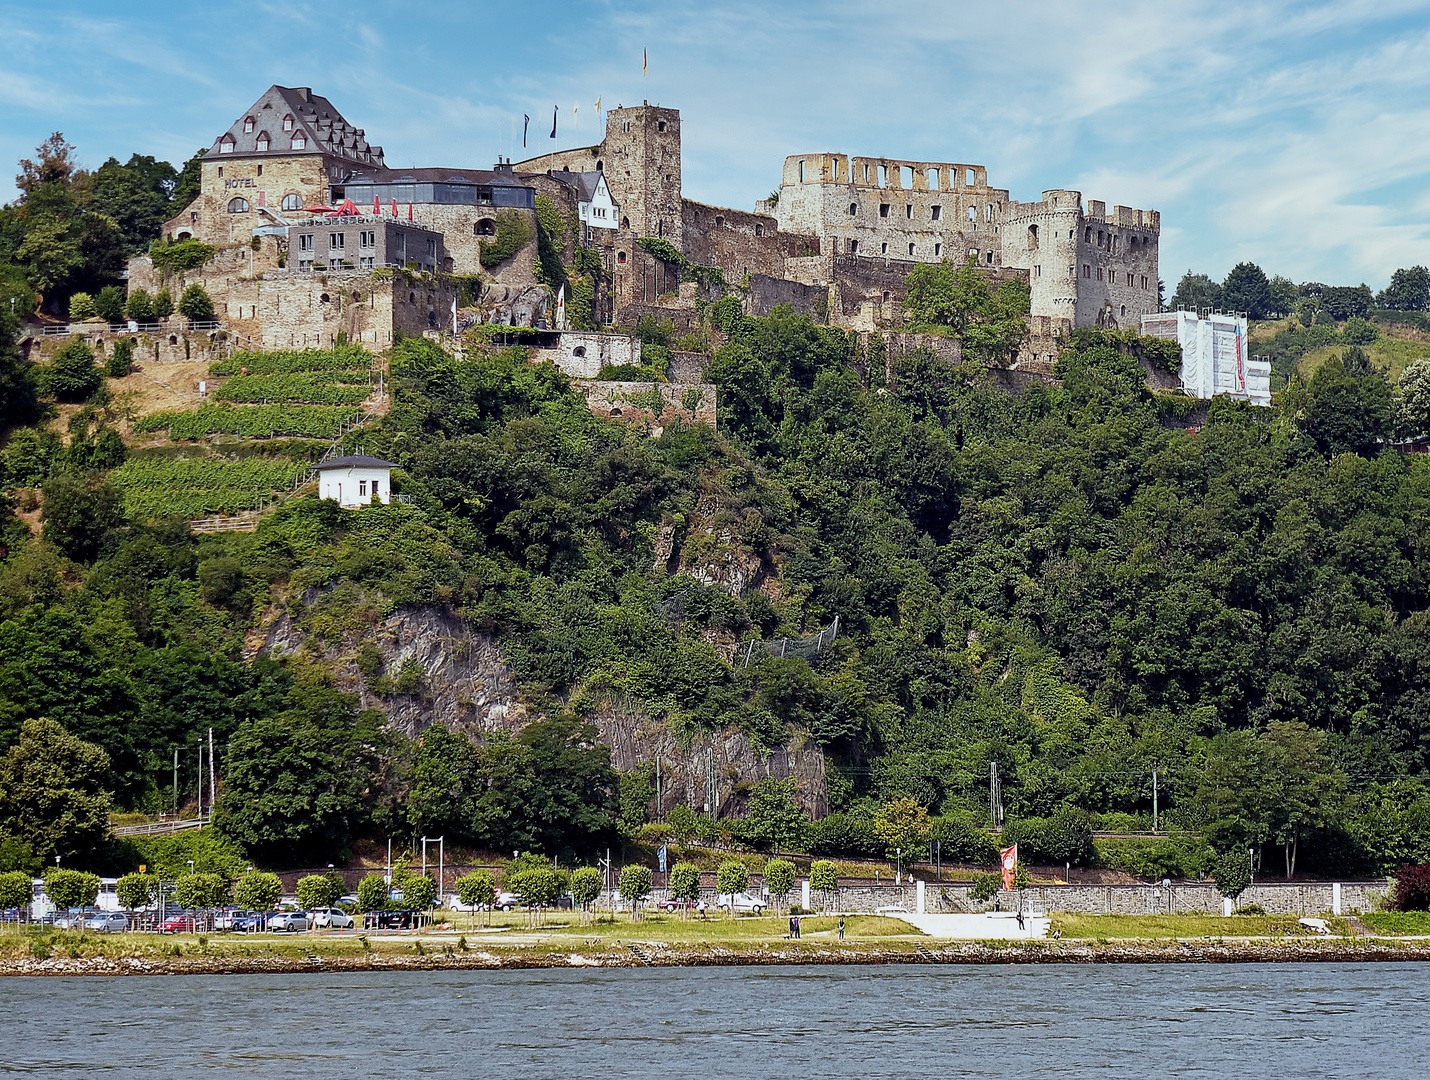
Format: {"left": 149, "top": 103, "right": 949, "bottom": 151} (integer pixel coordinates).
{"left": 789, "top": 914, "right": 797, "bottom": 938}
{"left": 838, "top": 916, "right": 845, "bottom": 941}
{"left": 697, "top": 899, "right": 707, "bottom": 920}
{"left": 793, "top": 915, "right": 801, "bottom": 939}
{"left": 1016, "top": 909, "right": 1026, "bottom": 932}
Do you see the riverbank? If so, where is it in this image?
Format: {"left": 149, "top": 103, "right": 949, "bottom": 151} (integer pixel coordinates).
{"left": 4, "top": 935, "right": 1430, "bottom": 976}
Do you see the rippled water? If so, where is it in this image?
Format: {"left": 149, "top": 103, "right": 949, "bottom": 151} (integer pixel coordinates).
{"left": 3, "top": 963, "right": 1428, "bottom": 1077}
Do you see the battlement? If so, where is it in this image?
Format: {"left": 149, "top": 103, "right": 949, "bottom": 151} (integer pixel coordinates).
{"left": 782, "top": 154, "right": 991, "bottom": 191}
{"left": 1003, "top": 190, "right": 1159, "bottom": 231}
{"left": 1086, "top": 199, "right": 1159, "bottom": 231}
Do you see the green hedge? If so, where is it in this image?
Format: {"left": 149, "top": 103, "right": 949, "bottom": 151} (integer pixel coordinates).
{"left": 1093, "top": 834, "right": 1214, "bottom": 879}
{"left": 135, "top": 403, "right": 359, "bottom": 439}
{"left": 214, "top": 373, "right": 372, "bottom": 405}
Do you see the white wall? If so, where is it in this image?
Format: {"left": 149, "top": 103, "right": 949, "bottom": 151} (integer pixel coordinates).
{"left": 318, "top": 466, "right": 392, "bottom": 507}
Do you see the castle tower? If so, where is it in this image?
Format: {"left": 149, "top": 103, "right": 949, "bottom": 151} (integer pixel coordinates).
{"left": 600, "top": 103, "right": 682, "bottom": 246}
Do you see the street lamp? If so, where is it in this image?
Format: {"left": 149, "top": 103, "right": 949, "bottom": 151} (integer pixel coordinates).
{"left": 895, "top": 848, "right": 901, "bottom": 885}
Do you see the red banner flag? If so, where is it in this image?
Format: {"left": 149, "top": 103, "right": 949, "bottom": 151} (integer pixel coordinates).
{"left": 407, "top": 202, "right": 413, "bottom": 221}
{"left": 373, "top": 196, "right": 380, "bottom": 215}
{"left": 391, "top": 199, "right": 398, "bottom": 218}
{"left": 1000, "top": 844, "right": 1017, "bottom": 891}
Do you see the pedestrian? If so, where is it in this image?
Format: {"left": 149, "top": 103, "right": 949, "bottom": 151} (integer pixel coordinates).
{"left": 697, "top": 899, "right": 707, "bottom": 920}
{"left": 789, "top": 914, "right": 797, "bottom": 938}
{"left": 1016, "top": 909, "right": 1025, "bottom": 932}
{"left": 793, "top": 915, "right": 801, "bottom": 939}
{"left": 838, "top": 916, "right": 845, "bottom": 941}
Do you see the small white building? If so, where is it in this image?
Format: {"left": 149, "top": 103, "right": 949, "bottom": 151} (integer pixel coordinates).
{"left": 1141, "top": 310, "right": 1272, "bottom": 407}
{"left": 575, "top": 171, "right": 620, "bottom": 234}
{"left": 316, "top": 455, "right": 397, "bottom": 507}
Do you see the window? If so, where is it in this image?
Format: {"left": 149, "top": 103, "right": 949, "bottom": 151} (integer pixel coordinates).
{"left": 426, "top": 238, "right": 435, "bottom": 256}
{"left": 927, "top": 168, "right": 939, "bottom": 190}
{"left": 256, "top": 135, "right": 269, "bottom": 152}
{"left": 622, "top": 120, "right": 631, "bottom": 132}
{"left": 715, "top": 216, "right": 724, "bottom": 227}
{"left": 1083, "top": 264, "right": 1090, "bottom": 278}
{"left": 282, "top": 194, "right": 302, "bottom": 211}
{"left": 754, "top": 223, "right": 763, "bottom": 237}
{"left": 905, "top": 204, "right": 913, "bottom": 219}
{"left": 965, "top": 168, "right": 975, "bottom": 185}
{"left": 320, "top": 293, "right": 330, "bottom": 303}
{"left": 291, "top": 135, "right": 307, "bottom": 150}
{"left": 620, "top": 216, "right": 630, "bottom": 228}
{"left": 848, "top": 239, "right": 857, "bottom": 254}
{"left": 934, "top": 243, "right": 941, "bottom": 256}
{"left": 880, "top": 242, "right": 888, "bottom": 254}
{"left": 596, "top": 159, "right": 603, "bottom": 171}
{"left": 330, "top": 232, "right": 344, "bottom": 250}
{"left": 227, "top": 197, "right": 249, "bottom": 212}
{"left": 283, "top": 114, "right": 294, "bottom": 131}
{"left": 1028, "top": 224, "right": 1039, "bottom": 247}
{"left": 475, "top": 218, "right": 496, "bottom": 236}
{"left": 985, "top": 204, "right": 993, "bottom": 222}
{"left": 1097, "top": 267, "right": 1103, "bottom": 280}
{"left": 299, "top": 260, "right": 313, "bottom": 271}
{"left": 967, "top": 206, "right": 976, "bottom": 222}
{"left": 1141, "top": 275, "right": 1148, "bottom": 289}
{"left": 359, "top": 480, "right": 367, "bottom": 497}
{"left": 1035, "top": 265, "right": 1041, "bottom": 277}
{"left": 849, "top": 203, "right": 858, "bottom": 215}
{"left": 908, "top": 242, "right": 916, "bottom": 255}
{"left": 883, "top": 291, "right": 891, "bottom": 301}
{"left": 360, "top": 231, "right": 375, "bottom": 247}
{"left": 1069, "top": 265, "right": 1076, "bottom": 277}
{"left": 244, "top": 117, "right": 254, "bottom": 133}
{"left": 617, "top": 251, "right": 627, "bottom": 263}
{"left": 879, "top": 203, "right": 890, "bottom": 218}
{"left": 1120, "top": 305, "right": 1127, "bottom": 317}
{"left": 219, "top": 135, "right": 234, "bottom": 153}
{"left": 931, "top": 205, "right": 941, "bottom": 221}
{"left": 657, "top": 120, "right": 667, "bottom": 132}
{"left": 798, "top": 160, "right": 805, "bottom": 182}
{"left": 372, "top": 480, "right": 380, "bottom": 497}
{"left": 298, "top": 234, "right": 314, "bottom": 251}
{"left": 217, "top": 167, "right": 223, "bottom": 178}
{"left": 1085, "top": 227, "right": 1093, "bottom": 242}
{"left": 986, "top": 251, "right": 994, "bottom": 264}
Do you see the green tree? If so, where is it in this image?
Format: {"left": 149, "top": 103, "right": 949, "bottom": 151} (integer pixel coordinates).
{"left": 124, "top": 290, "right": 153, "bottom": 323}
{"left": 1395, "top": 358, "right": 1430, "bottom": 437}
{"left": 1299, "top": 354, "right": 1393, "bottom": 456}
{"left": 40, "top": 470, "right": 125, "bottom": 562}
{"left": 0, "top": 718, "right": 112, "bottom": 865}
{"left": 618, "top": 760, "right": 656, "bottom": 835}
{"left": 153, "top": 288, "right": 174, "bottom": 319}
{"left": 764, "top": 858, "right": 795, "bottom": 913}
{"left": 809, "top": 859, "right": 838, "bottom": 911}
{"left": 405, "top": 723, "right": 479, "bottom": 837}
{"left": 0, "top": 309, "right": 39, "bottom": 426}
{"left": 169, "top": 148, "right": 206, "bottom": 212}
{"left": 67, "top": 292, "right": 96, "bottom": 321}
{"left": 1378, "top": 266, "right": 1430, "bottom": 311}
{"left": 233, "top": 871, "right": 282, "bottom": 912}
{"left": 570, "top": 865, "right": 601, "bottom": 924}
{"left": 88, "top": 154, "right": 179, "bottom": 255}
{"left": 1212, "top": 850, "right": 1252, "bottom": 901}
{"left": 1261, "top": 720, "right": 1344, "bottom": 878}
{"left": 296, "top": 873, "right": 343, "bottom": 910}
{"left": 1169, "top": 271, "right": 1222, "bottom": 314}
{"left": 873, "top": 796, "right": 932, "bottom": 862}
{"left": 668, "top": 861, "right": 701, "bottom": 918}
{"left": 745, "top": 777, "right": 806, "bottom": 852}
{"left": 94, "top": 286, "right": 125, "bottom": 323}
{"left": 1221, "top": 262, "right": 1273, "bottom": 320}
{"left": 402, "top": 873, "right": 437, "bottom": 912}
{"left": 715, "top": 859, "right": 749, "bottom": 907}
{"left": 667, "top": 804, "right": 699, "bottom": 845}
{"left": 356, "top": 872, "right": 390, "bottom": 913}
{"left": 115, "top": 872, "right": 154, "bottom": 911}
{"left": 902, "top": 257, "right": 1030, "bottom": 365}
{"left": 43, "top": 340, "right": 101, "bottom": 401}
{"left": 618, "top": 863, "right": 653, "bottom": 919}
{"left": 0, "top": 870, "right": 33, "bottom": 923}
{"left": 175, "top": 872, "right": 228, "bottom": 909}
{"left": 456, "top": 869, "right": 497, "bottom": 927}
{"left": 177, "top": 284, "right": 213, "bottom": 321}
{"left": 107, "top": 337, "right": 133, "bottom": 378}
{"left": 1268, "top": 275, "right": 1299, "bottom": 317}
{"left": 44, "top": 867, "right": 99, "bottom": 911}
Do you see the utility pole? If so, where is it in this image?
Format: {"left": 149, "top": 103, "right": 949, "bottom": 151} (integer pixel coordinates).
{"left": 655, "top": 758, "right": 662, "bottom": 822}
{"left": 172, "top": 748, "right": 178, "bottom": 815}
{"left": 1152, "top": 770, "right": 1159, "bottom": 834}
{"left": 196, "top": 740, "right": 203, "bottom": 823}
{"left": 209, "top": 728, "right": 216, "bottom": 822}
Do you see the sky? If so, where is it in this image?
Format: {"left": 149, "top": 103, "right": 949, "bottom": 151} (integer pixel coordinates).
{"left": 3, "top": 0, "right": 1430, "bottom": 290}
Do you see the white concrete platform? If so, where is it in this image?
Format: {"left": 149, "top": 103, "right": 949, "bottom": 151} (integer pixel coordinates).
{"left": 899, "top": 911, "right": 1050, "bottom": 939}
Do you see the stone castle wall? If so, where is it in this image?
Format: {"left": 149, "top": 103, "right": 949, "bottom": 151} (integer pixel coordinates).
{"left": 581, "top": 380, "right": 717, "bottom": 429}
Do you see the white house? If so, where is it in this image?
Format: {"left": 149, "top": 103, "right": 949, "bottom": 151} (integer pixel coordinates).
{"left": 1141, "top": 310, "right": 1272, "bottom": 407}
{"left": 576, "top": 171, "right": 620, "bottom": 235}
{"left": 316, "top": 455, "right": 396, "bottom": 507}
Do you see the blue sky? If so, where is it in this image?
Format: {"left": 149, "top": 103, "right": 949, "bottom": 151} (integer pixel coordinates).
{"left": 3, "top": 0, "right": 1430, "bottom": 289}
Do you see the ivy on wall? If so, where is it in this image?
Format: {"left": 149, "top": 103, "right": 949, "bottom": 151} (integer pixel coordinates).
{"left": 478, "top": 209, "right": 534, "bottom": 269}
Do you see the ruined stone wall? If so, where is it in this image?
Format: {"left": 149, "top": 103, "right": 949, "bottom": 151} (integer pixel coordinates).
{"left": 581, "top": 380, "right": 717, "bottom": 429}
{"left": 668, "top": 351, "right": 707, "bottom": 383}
{"left": 257, "top": 269, "right": 457, "bottom": 348}
{"left": 530, "top": 331, "right": 641, "bottom": 378}
{"left": 747, "top": 274, "right": 827, "bottom": 319}
{"left": 1016, "top": 314, "right": 1071, "bottom": 372}
{"left": 1073, "top": 200, "right": 1160, "bottom": 328}
{"left": 402, "top": 204, "right": 539, "bottom": 282}
{"left": 827, "top": 254, "right": 1028, "bottom": 330}
{"left": 1000, "top": 190, "right": 1084, "bottom": 324}
{"left": 680, "top": 201, "right": 790, "bottom": 282}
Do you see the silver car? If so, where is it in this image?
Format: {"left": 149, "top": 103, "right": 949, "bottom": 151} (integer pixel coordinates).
{"left": 84, "top": 913, "right": 129, "bottom": 933}
{"left": 268, "top": 911, "right": 310, "bottom": 932}
{"left": 309, "top": 907, "right": 354, "bottom": 929}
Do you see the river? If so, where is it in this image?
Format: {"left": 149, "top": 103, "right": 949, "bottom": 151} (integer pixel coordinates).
{"left": 3, "top": 963, "right": 1427, "bottom": 1077}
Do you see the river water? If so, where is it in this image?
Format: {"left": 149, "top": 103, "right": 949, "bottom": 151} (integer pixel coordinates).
{"left": 3, "top": 963, "right": 1427, "bottom": 1077}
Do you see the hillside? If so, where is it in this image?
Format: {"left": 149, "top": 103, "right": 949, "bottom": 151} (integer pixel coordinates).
{"left": 4, "top": 308, "right": 1430, "bottom": 884}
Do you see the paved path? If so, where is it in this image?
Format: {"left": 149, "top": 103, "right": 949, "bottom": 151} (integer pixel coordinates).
{"left": 900, "top": 912, "right": 1050, "bottom": 939}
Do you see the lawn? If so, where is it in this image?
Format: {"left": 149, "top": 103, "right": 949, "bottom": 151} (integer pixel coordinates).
{"left": 1358, "top": 911, "right": 1430, "bottom": 935}
{"left": 1295, "top": 332, "right": 1430, "bottom": 382}
{"left": 1049, "top": 913, "right": 1346, "bottom": 940}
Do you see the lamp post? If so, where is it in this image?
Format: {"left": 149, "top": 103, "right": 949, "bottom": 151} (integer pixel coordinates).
{"left": 895, "top": 848, "right": 901, "bottom": 886}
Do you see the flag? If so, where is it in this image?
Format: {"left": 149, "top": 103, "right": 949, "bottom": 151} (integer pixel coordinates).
{"left": 451, "top": 296, "right": 457, "bottom": 334}
{"left": 373, "top": 196, "right": 380, "bottom": 215}
{"left": 1000, "top": 844, "right": 1018, "bottom": 891}
{"left": 407, "top": 202, "right": 413, "bottom": 222}
{"left": 523, "top": 114, "right": 529, "bottom": 147}
{"left": 657, "top": 843, "right": 668, "bottom": 873}
{"left": 391, "top": 198, "right": 398, "bottom": 218}
{"left": 643, "top": 47, "right": 648, "bottom": 77}
{"left": 594, "top": 96, "right": 601, "bottom": 122}
{"left": 550, "top": 106, "right": 557, "bottom": 139}
{"left": 556, "top": 284, "right": 566, "bottom": 331}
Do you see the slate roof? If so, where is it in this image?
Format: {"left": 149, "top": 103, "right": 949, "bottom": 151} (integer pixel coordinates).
{"left": 314, "top": 455, "right": 398, "bottom": 470}
{"left": 211, "top": 86, "right": 385, "bottom": 167}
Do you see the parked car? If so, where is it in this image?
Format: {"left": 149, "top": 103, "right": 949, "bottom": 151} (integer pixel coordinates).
{"left": 716, "top": 892, "right": 767, "bottom": 915}
{"left": 268, "top": 911, "right": 310, "bottom": 932}
{"left": 336, "top": 895, "right": 359, "bottom": 908}
{"left": 494, "top": 891, "right": 524, "bottom": 912}
{"left": 656, "top": 898, "right": 701, "bottom": 913}
{"left": 364, "top": 909, "right": 420, "bottom": 931}
{"left": 85, "top": 913, "right": 129, "bottom": 933}
{"left": 230, "top": 911, "right": 266, "bottom": 933}
{"left": 213, "top": 909, "right": 245, "bottom": 931}
{"left": 158, "top": 913, "right": 197, "bottom": 934}
{"left": 310, "top": 907, "right": 354, "bottom": 929}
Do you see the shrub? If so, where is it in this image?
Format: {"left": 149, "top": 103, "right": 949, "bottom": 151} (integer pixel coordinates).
{"left": 95, "top": 286, "right": 125, "bottom": 323}
{"left": 1212, "top": 851, "right": 1252, "bottom": 900}
{"left": 0, "top": 870, "right": 35, "bottom": 915}
{"left": 44, "top": 340, "right": 102, "bottom": 401}
{"left": 765, "top": 858, "right": 795, "bottom": 905}
{"left": 175, "top": 872, "right": 229, "bottom": 909}
{"left": 115, "top": 873, "right": 154, "bottom": 910}
{"left": 1002, "top": 806, "right": 1095, "bottom": 866}
{"left": 669, "top": 862, "right": 701, "bottom": 905}
{"left": 478, "top": 209, "right": 534, "bottom": 269}
{"left": 1234, "top": 904, "right": 1267, "bottom": 915}
{"left": 402, "top": 873, "right": 437, "bottom": 911}
{"left": 1342, "top": 316, "right": 1379, "bottom": 345}
{"left": 153, "top": 289, "right": 174, "bottom": 319}
{"left": 969, "top": 871, "right": 1001, "bottom": 902}
{"left": 930, "top": 817, "right": 999, "bottom": 865}
{"left": 45, "top": 868, "right": 100, "bottom": 910}
{"left": 569, "top": 867, "right": 600, "bottom": 908}
{"left": 807, "top": 813, "right": 881, "bottom": 858}
{"left": 809, "top": 860, "right": 838, "bottom": 895}
{"left": 1392, "top": 861, "right": 1430, "bottom": 911}
{"left": 68, "top": 293, "right": 96, "bottom": 321}
{"left": 125, "top": 289, "right": 154, "bottom": 323}
{"left": 296, "top": 873, "right": 343, "bottom": 910}
{"left": 178, "top": 284, "right": 214, "bottom": 321}
{"left": 356, "top": 872, "right": 390, "bottom": 912}
{"left": 107, "top": 338, "right": 133, "bottom": 378}
{"left": 618, "top": 864, "right": 653, "bottom": 913}
{"left": 150, "top": 239, "right": 216, "bottom": 276}
{"left": 233, "top": 871, "right": 282, "bottom": 912}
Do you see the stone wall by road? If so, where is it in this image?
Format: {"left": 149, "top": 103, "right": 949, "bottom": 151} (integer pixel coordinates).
{"left": 580, "top": 380, "right": 717, "bottom": 429}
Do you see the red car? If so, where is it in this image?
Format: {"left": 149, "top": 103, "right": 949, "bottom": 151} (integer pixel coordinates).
{"left": 656, "top": 898, "right": 702, "bottom": 913}
{"left": 158, "top": 913, "right": 196, "bottom": 933}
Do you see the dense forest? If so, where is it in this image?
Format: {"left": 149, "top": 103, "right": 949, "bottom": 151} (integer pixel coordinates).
{"left": 2, "top": 134, "right": 1430, "bottom": 885}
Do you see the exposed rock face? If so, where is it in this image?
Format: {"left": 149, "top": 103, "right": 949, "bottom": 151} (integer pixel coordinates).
{"left": 252, "top": 602, "right": 827, "bottom": 814}
{"left": 675, "top": 495, "right": 765, "bottom": 597}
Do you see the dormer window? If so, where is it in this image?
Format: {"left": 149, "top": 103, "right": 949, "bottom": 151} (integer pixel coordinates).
{"left": 291, "top": 134, "right": 307, "bottom": 150}
{"left": 219, "top": 134, "right": 235, "bottom": 153}
{"left": 256, "top": 133, "right": 270, "bottom": 152}
{"left": 283, "top": 115, "right": 294, "bottom": 131}
{"left": 243, "top": 117, "right": 254, "bottom": 133}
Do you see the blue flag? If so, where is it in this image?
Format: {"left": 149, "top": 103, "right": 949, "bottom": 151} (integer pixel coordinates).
{"left": 657, "top": 844, "right": 668, "bottom": 873}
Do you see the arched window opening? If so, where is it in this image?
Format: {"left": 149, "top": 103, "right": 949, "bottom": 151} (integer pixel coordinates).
{"left": 281, "top": 194, "right": 302, "bottom": 211}
{"left": 475, "top": 218, "right": 496, "bottom": 236}
{"left": 596, "top": 159, "right": 603, "bottom": 171}
{"left": 849, "top": 203, "right": 858, "bottom": 215}
{"left": 620, "top": 216, "right": 630, "bottom": 229}
{"left": 617, "top": 251, "right": 627, "bottom": 263}
{"left": 227, "top": 197, "right": 250, "bottom": 213}
{"left": 573, "top": 346, "right": 587, "bottom": 357}
{"left": 319, "top": 293, "right": 330, "bottom": 304}
{"left": 1028, "top": 224, "right": 1039, "bottom": 248}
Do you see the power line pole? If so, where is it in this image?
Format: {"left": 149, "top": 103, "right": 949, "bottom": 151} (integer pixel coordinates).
{"left": 209, "top": 728, "right": 216, "bottom": 823}
{"left": 1152, "top": 770, "right": 1159, "bottom": 834}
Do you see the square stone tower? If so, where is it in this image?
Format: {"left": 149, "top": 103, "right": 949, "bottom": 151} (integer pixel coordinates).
{"left": 600, "top": 103, "right": 682, "bottom": 246}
